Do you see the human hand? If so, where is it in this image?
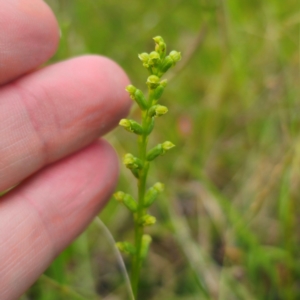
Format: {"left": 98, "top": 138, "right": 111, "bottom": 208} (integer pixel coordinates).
{"left": 0, "top": 1, "right": 131, "bottom": 299}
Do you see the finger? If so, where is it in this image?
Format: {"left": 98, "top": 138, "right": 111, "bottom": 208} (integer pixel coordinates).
{"left": 0, "top": 140, "right": 118, "bottom": 299}
{"left": 0, "top": 0, "right": 59, "bottom": 85}
{"left": 0, "top": 55, "right": 131, "bottom": 192}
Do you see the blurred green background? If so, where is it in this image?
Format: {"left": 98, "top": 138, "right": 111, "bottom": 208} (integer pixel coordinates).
{"left": 21, "top": 0, "right": 299, "bottom": 299}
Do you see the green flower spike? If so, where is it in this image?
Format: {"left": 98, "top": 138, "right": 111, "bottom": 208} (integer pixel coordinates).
{"left": 115, "top": 36, "right": 181, "bottom": 298}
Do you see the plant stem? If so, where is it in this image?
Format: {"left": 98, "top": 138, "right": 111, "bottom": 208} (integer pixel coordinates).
{"left": 131, "top": 113, "right": 150, "bottom": 298}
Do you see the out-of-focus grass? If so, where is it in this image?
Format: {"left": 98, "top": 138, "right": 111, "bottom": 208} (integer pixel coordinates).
{"left": 22, "top": 0, "right": 299, "bottom": 299}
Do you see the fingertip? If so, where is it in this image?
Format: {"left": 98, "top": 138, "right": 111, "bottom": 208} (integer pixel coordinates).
{"left": 69, "top": 55, "right": 132, "bottom": 124}
{"left": 0, "top": 0, "right": 60, "bottom": 84}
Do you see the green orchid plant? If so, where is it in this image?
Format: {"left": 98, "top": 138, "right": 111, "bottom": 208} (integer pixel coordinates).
{"left": 114, "top": 36, "right": 181, "bottom": 298}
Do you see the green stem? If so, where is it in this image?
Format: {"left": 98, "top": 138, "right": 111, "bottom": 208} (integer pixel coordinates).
{"left": 131, "top": 114, "right": 151, "bottom": 298}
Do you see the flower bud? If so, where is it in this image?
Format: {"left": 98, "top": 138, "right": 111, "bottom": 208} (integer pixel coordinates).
{"left": 138, "top": 52, "right": 150, "bottom": 68}
{"left": 114, "top": 191, "right": 138, "bottom": 212}
{"left": 169, "top": 50, "right": 181, "bottom": 65}
{"left": 134, "top": 89, "right": 148, "bottom": 110}
{"left": 146, "top": 144, "right": 163, "bottom": 161}
{"left": 146, "top": 141, "right": 175, "bottom": 161}
{"left": 146, "top": 75, "right": 160, "bottom": 89}
{"left": 125, "top": 84, "right": 137, "bottom": 95}
{"left": 126, "top": 85, "right": 148, "bottom": 110}
{"left": 114, "top": 191, "right": 125, "bottom": 202}
{"left": 149, "top": 51, "right": 160, "bottom": 66}
{"left": 116, "top": 242, "right": 136, "bottom": 255}
{"left": 123, "top": 153, "right": 143, "bottom": 170}
{"left": 138, "top": 52, "right": 149, "bottom": 62}
{"left": 153, "top": 36, "right": 165, "bottom": 45}
{"left": 144, "top": 182, "right": 164, "bottom": 207}
{"left": 152, "top": 80, "right": 167, "bottom": 101}
{"left": 161, "top": 141, "right": 175, "bottom": 154}
{"left": 141, "top": 234, "right": 152, "bottom": 260}
{"left": 160, "top": 56, "right": 173, "bottom": 73}
{"left": 156, "top": 42, "right": 166, "bottom": 56}
{"left": 145, "top": 118, "right": 155, "bottom": 135}
{"left": 160, "top": 79, "right": 168, "bottom": 88}
{"left": 153, "top": 36, "right": 166, "bottom": 58}
{"left": 140, "top": 214, "right": 156, "bottom": 226}
{"left": 148, "top": 105, "right": 168, "bottom": 117}
{"left": 119, "top": 119, "right": 144, "bottom": 135}
{"left": 153, "top": 182, "right": 165, "bottom": 192}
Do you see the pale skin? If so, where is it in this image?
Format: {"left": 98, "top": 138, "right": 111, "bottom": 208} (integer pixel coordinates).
{"left": 0, "top": 0, "right": 131, "bottom": 299}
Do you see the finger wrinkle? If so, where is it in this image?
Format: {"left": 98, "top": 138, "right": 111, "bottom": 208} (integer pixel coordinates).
{"left": 0, "top": 196, "right": 54, "bottom": 297}
{"left": 11, "top": 81, "right": 55, "bottom": 166}
{"left": 0, "top": 151, "right": 30, "bottom": 174}
{"left": 1, "top": 216, "right": 31, "bottom": 273}
{"left": 20, "top": 192, "right": 62, "bottom": 258}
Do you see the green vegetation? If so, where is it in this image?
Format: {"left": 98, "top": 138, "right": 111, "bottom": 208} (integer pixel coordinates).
{"left": 23, "top": 0, "right": 299, "bottom": 299}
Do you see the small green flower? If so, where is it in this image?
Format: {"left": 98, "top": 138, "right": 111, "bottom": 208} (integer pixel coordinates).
{"left": 153, "top": 182, "right": 164, "bottom": 192}
{"left": 146, "top": 141, "right": 175, "bottom": 161}
{"left": 149, "top": 51, "right": 160, "bottom": 66}
{"left": 153, "top": 36, "right": 166, "bottom": 58}
{"left": 138, "top": 52, "right": 150, "bottom": 68}
{"left": 125, "top": 84, "right": 136, "bottom": 95}
{"left": 169, "top": 50, "right": 181, "bottom": 65}
{"left": 126, "top": 85, "right": 148, "bottom": 110}
{"left": 153, "top": 36, "right": 164, "bottom": 45}
{"left": 146, "top": 75, "right": 160, "bottom": 89}
{"left": 148, "top": 105, "right": 168, "bottom": 117}
{"left": 123, "top": 153, "right": 143, "bottom": 170}
{"left": 114, "top": 191, "right": 126, "bottom": 202}
{"left": 144, "top": 182, "right": 165, "bottom": 207}
{"left": 160, "top": 56, "right": 173, "bottom": 74}
{"left": 161, "top": 141, "right": 175, "bottom": 153}
{"left": 116, "top": 242, "right": 136, "bottom": 255}
{"left": 151, "top": 80, "right": 167, "bottom": 102}
{"left": 114, "top": 191, "right": 138, "bottom": 212}
{"left": 119, "top": 119, "right": 144, "bottom": 135}
{"left": 140, "top": 214, "right": 156, "bottom": 226}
